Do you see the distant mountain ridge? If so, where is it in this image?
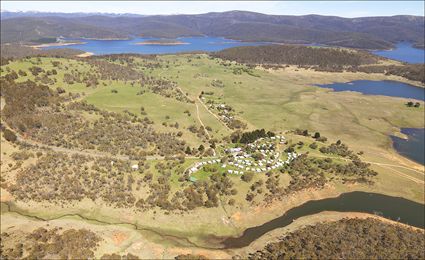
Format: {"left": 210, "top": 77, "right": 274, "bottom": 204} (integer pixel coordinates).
{"left": 0, "top": 10, "right": 145, "bottom": 19}
{"left": 1, "top": 10, "right": 424, "bottom": 49}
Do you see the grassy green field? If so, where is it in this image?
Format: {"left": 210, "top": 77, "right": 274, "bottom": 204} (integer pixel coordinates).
{"left": 150, "top": 55, "right": 424, "bottom": 170}
{"left": 1, "top": 54, "right": 424, "bottom": 258}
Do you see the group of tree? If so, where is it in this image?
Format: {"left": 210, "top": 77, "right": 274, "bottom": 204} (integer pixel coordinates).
{"left": 294, "top": 129, "right": 328, "bottom": 142}
{"left": 246, "top": 218, "right": 425, "bottom": 259}
{"left": 357, "top": 64, "right": 425, "bottom": 83}
{"left": 0, "top": 227, "right": 100, "bottom": 259}
{"left": 406, "top": 101, "right": 421, "bottom": 107}
{"left": 231, "top": 129, "right": 275, "bottom": 144}
{"left": 319, "top": 140, "right": 357, "bottom": 159}
{"left": 1, "top": 227, "right": 142, "bottom": 259}
{"left": 1, "top": 127, "right": 17, "bottom": 142}
{"left": 261, "top": 150, "right": 377, "bottom": 204}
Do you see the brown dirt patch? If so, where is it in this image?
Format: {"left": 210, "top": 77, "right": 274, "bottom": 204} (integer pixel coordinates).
{"left": 0, "top": 190, "right": 13, "bottom": 202}
{"left": 76, "top": 52, "right": 94, "bottom": 58}
{"left": 112, "top": 231, "right": 129, "bottom": 246}
{"left": 231, "top": 211, "right": 242, "bottom": 222}
{"left": 194, "top": 249, "right": 231, "bottom": 259}
{"left": 166, "top": 247, "right": 192, "bottom": 257}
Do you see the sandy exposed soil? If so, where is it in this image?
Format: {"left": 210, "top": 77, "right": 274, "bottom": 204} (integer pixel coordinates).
{"left": 76, "top": 52, "right": 94, "bottom": 57}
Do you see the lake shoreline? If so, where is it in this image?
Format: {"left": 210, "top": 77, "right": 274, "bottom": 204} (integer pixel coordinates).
{"left": 76, "top": 52, "right": 94, "bottom": 57}
{"left": 134, "top": 41, "right": 190, "bottom": 46}
{"left": 229, "top": 211, "right": 425, "bottom": 258}
{"left": 222, "top": 191, "right": 425, "bottom": 248}
{"left": 372, "top": 42, "right": 425, "bottom": 64}
{"left": 316, "top": 80, "right": 425, "bottom": 100}
{"left": 37, "top": 36, "right": 264, "bottom": 54}
{"left": 391, "top": 128, "right": 425, "bottom": 165}
{"left": 30, "top": 41, "right": 87, "bottom": 49}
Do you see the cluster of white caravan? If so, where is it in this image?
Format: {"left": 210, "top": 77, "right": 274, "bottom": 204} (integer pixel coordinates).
{"left": 211, "top": 104, "right": 234, "bottom": 122}
{"left": 223, "top": 135, "right": 298, "bottom": 175}
{"left": 227, "top": 169, "right": 245, "bottom": 175}
{"left": 187, "top": 135, "right": 298, "bottom": 176}
{"left": 226, "top": 147, "right": 243, "bottom": 153}
{"left": 187, "top": 159, "right": 221, "bottom": 174}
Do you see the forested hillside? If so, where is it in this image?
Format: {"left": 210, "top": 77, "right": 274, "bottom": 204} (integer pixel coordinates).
{"left": 1, "top": 44, "right": 84, "bottom": 59}
{"left": 213, "top": 45, "right": 425, "bottom": 83}
{"left": 0, "top": 16, "right": 126, "bottom": 43}
{"left": 212, "top": 45, "right": 380, "bottom": 69}
{"left": 1, "top": 11, "right": 424, "bottom": 49}
{"left": 247, "top": 218, "right": 425, "bottom": 259}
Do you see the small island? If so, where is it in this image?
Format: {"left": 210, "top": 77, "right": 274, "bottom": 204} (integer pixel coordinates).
{"left": 135, "top": 39, "right": 189, "bottom": 46}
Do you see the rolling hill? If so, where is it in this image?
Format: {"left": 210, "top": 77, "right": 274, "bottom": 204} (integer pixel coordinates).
{"left": 1, "top": 11, "right": 424, "bottom": 49}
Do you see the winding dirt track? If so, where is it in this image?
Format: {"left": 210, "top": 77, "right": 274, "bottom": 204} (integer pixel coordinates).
{"left": 15, "top": 135, "right": 211, "bottom": 161}
{"left": 197, "top": 96, "right": 232, "bottom": 131}
{"left": 194, "top": 101, "right": 211, "bottom": 139}
{"left": 174, "top": 84, "right": 217, "bottom": 155}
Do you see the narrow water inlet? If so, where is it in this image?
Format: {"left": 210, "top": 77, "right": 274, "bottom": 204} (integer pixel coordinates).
{"left": 222, "top": 192, "right": 425, "bottom": 248}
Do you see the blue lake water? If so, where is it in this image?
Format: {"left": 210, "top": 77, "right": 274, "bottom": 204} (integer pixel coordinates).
{"left": 42, "top": 37, "right": 265, "bottom": 55}
{"left": 43, "top": 37, "right": 424, "bottom": 64}
{"left": 391, "top": 128, "right": 425, "bottom": 165}
{"left": 372, "top": 42, "right": 424, "bottom": 64}
{"left": 317, "top": 80, "right": 425, "bottom": 101}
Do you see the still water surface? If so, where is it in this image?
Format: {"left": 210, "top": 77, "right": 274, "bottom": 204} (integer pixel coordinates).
{"left": 316, "top": 80, "right": 424, "bottom": 101}
{"left": 391, "top": 128, "right": 425, "bottom": 165}
{"left": 43, "top": 36, "right": 265, "bottom": 54}
{"left": 372, "top": 42, "right": 424, "bottom": 64}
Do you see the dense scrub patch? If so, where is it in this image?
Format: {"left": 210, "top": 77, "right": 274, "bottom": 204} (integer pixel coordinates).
{"left": 4, "top": 151, "right": 237, "bottom": 211}
{"left": 0, "top": 75, "right": 187, "bottom": 157}
{"left": 6, "top": 153, "right": 140, "bottom": 207}
{"left": 0, "top": 227, "right": 101, "bottom": 259}
{"left": 100, "top": 253, "right": 140, "bottom": 259}
{"left": 175, "top": 254, "right": 208, "bottom": 259}
{"left": 246, "top": 218, "right": 425, "bottom": 259}
{"left": 357, "top": 64, "right": 425, "bottom": 83}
